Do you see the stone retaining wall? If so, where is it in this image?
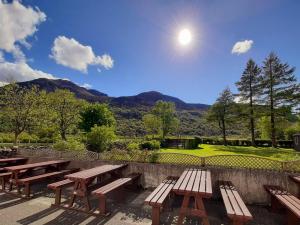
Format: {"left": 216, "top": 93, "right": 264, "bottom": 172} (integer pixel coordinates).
{"left": 26, "top": 156, "right": 299, "bottom": 205}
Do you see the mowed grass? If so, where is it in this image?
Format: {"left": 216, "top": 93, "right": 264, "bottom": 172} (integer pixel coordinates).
{"left": 159, "top": 144, "right": 300, "bottom": 161}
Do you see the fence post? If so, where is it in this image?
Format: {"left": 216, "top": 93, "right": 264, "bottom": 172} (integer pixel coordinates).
{"left": 201, "top": 157, "right": 206, "bottom": 167}
{"left": 97, "top": 153, "right": 100, "bottom": 160}
{"left": 281, "top": 161, "right": 287, "bottom": 172}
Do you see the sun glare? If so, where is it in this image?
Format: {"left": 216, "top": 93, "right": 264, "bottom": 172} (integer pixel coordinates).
{"left": 178, "top": 28, "right": 192, "bottom": 46}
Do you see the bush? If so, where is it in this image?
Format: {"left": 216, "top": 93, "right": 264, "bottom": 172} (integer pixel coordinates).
{"left": 140, "top": 140, "right": 160, "bottom": 150}
{"left": 86, "top": 125, "right": 116, "bottom": 152}
{"left": 53, "top": 138, "right": 85, "bottom": 151}
{"left": 127, "top": 142, "right": 140, "bottom": 151}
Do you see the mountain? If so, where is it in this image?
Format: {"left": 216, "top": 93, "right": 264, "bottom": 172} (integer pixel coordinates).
{"left": 11, "top": 78, "right": 213, "bottom": 136}
{"left": 111, "top": 91, "right": 209, "bottom": 110}
{"left": 16, "top": 78, "right": 209, "bottom": 110}
{"left": 17, "top": 78, "right": 109, "bottom": 102}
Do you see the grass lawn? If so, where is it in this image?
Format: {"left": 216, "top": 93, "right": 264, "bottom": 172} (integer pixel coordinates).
{"left": 159, "top": 144, "right": 300, "bottom": 161}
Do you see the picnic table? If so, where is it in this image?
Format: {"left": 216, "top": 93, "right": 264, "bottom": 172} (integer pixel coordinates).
{"left": 4, "top": 160, "right": 70, "bottom": 190}
{"left": 173, "top": 168, "right": 212, "bottom": 225}
{"left": 64, "top": 164, "right": 127, "bottom": 212}
{"left": 0, "top": 157, "right": 28, "bottom": 172}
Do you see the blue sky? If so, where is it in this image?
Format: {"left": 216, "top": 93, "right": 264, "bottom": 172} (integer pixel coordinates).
{"left": 0, "top": 0, "right": 299, "bottom": 104}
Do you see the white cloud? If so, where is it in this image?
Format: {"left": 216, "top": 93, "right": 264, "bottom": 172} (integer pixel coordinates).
{"left": 50, "top": 36, "right": 114, "bottom": 73}
{"left": 0, "top": 51, "right": 4, "bottom": 62}
{"left": 231, "top": 40, "right": 253, "bottom": 55}
{"left": 0, "top": 61, "right": 56, "bottom": 84}
{"left": 0, "top": 1, "right": 46, "bottom": 61}
{"left": 81, "top": 83, "right": 92, "bottom": 89}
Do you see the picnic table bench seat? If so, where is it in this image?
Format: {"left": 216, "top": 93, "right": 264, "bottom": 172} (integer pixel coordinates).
{"left": 48, "top": 176, "right": 80, "bottom": 205}
{"left": 144, "top": 177, "right": 178, "bottom": 225}
{"left": 92, "top": 173, "right": 141, "bottom": 215}
{"left": 0, "top": 169, "right": 27, "bottom": 191}
{"left": 219, "top": 181, "right": 253, "bottom": 225}
{"left": 265, "top": 185, "right": 300, "bottom": 225}
{"left": 18, "top": 168, "right": 79, "bottom": 198}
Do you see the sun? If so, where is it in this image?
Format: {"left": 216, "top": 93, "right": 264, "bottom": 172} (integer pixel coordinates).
{"left": 178, "top": 28, "right": 192, "bottom": 46}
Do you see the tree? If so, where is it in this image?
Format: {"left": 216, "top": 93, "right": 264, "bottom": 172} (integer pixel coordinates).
{"left": 236, "top": 59, "right": 262, "bottom": 146}
{"left": 86, "top": 125, "right": 116, "bottom": 152}
{"left": 142, "top": 114, "right": 162, "bottom": 138}
{"left": 261, "top": 52, "right": 300, "bottom": 147}
{"left": 206, "top": 88, "right": 235, "bottom": 145}
{"left": 79, "top": 103, "right": 116, "bottom": 132}
{"left": 48, "top": 89, "right": 86, "bottom": 140}
{"left": 151, "top": 101, "right": 179, "bottom": 139}
{"left": 0, "top": 84, "right": 45, "bottom": 144}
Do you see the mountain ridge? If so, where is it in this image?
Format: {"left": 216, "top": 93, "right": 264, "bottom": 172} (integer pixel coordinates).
{"left": 15, "top": 78, "right": 210, "bottom": 110}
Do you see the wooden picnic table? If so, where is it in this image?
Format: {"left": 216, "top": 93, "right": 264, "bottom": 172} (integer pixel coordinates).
{"left": 0, "top": 157, "right": 28, "bottom": 170}
{"left": 173, "top": 168, "right": 212, "bottom": 225}
{"left": 64, "top": 164, "right": 127, "bottom": 212}
{"left": 4, "top": 160, "right": 70, "bottom": 190}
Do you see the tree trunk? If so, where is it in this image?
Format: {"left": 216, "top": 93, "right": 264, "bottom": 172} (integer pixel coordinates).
{"left": 269, "top": 62, "right": 277, "bottom": 148}
{"left": 249, "top": 74, "right": 256, "bottom": 147}
{"left": 14, "top": 132, "right": 19, "bottom": 145}
{"left": 61, "top": 130, "right": 67, "bottom": 141}
{"left": 222, "top": 119, "right": 227, "bottom": 146}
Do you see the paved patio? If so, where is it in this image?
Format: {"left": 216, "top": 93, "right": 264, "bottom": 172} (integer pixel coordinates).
{"left": 0, "top": 183, "right": 286, "bottom": 225}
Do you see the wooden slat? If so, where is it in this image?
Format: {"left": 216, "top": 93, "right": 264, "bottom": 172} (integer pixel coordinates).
{"left": 192, "top": 170, "right": 201, "bottom": 193}
{"left": 224, "top": 181, "right": 244, "bottom": 216}
{"left": 231, "top": 187, "right": 252, "bottom": 218}
{"left": 205, "top": 171, "right": 212, "bottom": 195}
{"left": 178, "top": 169, "right": 193, "bottom": 191}
{"left": 276, "top": 194, "right": 300, "bottom": 217}
{"left": 66, "top": 164, "right": 126, "bottom": 180}
{"left": 5, "top": 160, "right": 69, "bottom": 171}
{"left": 19, "top": 169, "right": 70, "bottom": 183}
{"left": 0, "top": 157, "right": 27, "bottom": 163}
{"left": 173, "top": 170, "right": 189, "bottom": 191}
{"left": 156, "top": 180, "right": 176, "bottom": 205}
{"left": 93, "top": 178, "right": 132, "bottom": 195}
{"left": 149, "top": 182, "right": 172, "bottom": 204}
{"left": 220, "top": 182, "right": 235, "bottom": 216}
{"left": 199, "top": 170, "right": 207, "bottom": 193}
{"left": 48, "top": 179, "right": 74, "bottom": 189}
{"left": 145, "top": 182, "right": 166, "bottom": 203}
{"left": 186, "top": 170, "right": 197, "bottom": 192}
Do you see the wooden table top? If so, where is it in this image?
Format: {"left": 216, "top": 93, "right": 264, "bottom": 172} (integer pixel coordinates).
{"left": 291, "top": 175, "right": 300, "bottom": 184}
{"left": 0, "top": 157, "right": 27, "bottom": 163}
{"left": 4, "top": 160, "right": 70, "bottom": 171}
{"left": 173, "top": 168, "right": 212, "bottom": 197}
{"left": 65, "top": 164, "right": 127, "bottom": 181}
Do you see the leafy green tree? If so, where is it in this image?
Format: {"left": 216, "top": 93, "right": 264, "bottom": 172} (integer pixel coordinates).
{"left": 142, "top": 114, "right": 162, "bottom": 138}
{"left": 236, "top": 59, "right": 262, "bottom": 146}
{"left": 79, "top": 103, "right": 116, "bottom": 132}
{"left": 47, "top": 89, "right": 86, "bottom": 140}
{"left": 261, "top": 52, "right": 300, "bottom": 147}
{"left": 206, "top": 88, "right": 235, "bottom": 145}
{"left": 0, "top": 84, "right": 45, "bottom": 144}
{"left": 86, "top": 125, "right": 116, "bottom": 152}
{"left": 151, "top": 101, "right": 179, "bottom": 139}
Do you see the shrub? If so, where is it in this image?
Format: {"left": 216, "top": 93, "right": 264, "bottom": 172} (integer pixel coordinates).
{"left": 149, "top": 151, "right": 160, "bottom": 163}
{"left": 127, "top": 142, "right": 140, "bottom": 151}
{"left": 140, "top": 140, "right": 160, "bottom": 150}
{"left": 86, "top": 125, "right": 116, "bottom": 152}
{"left": 53, "top": 138, "right": 85, "bottom": 151}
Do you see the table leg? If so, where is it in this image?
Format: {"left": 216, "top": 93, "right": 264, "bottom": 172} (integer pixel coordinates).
{"left": 177, "top": 195, "right": 190, "bottom": 225}
{"left": 195, "top": 195, "right": 210, "bottom": 225}
{"left": 68, "top": 181, "right": 79, "bottom": 208}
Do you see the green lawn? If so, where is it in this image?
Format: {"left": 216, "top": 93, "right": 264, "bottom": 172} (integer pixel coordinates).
{"left": 159, "top": 144, "right": 300, "bottom": 161}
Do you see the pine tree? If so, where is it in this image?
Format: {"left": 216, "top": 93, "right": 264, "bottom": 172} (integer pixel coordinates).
{"left": 206, "top": 88, "right": 235, "bottom": 145}
{"left": 236, "top": 59, "right": 262, "bottom": 146}
{"left": 261, "top": 52, "right": 300, "bottom": 147}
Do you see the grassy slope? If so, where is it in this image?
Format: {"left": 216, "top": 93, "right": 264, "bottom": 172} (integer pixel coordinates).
{"left": 160, "top": 144, "right": 300, "bottom": 161}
